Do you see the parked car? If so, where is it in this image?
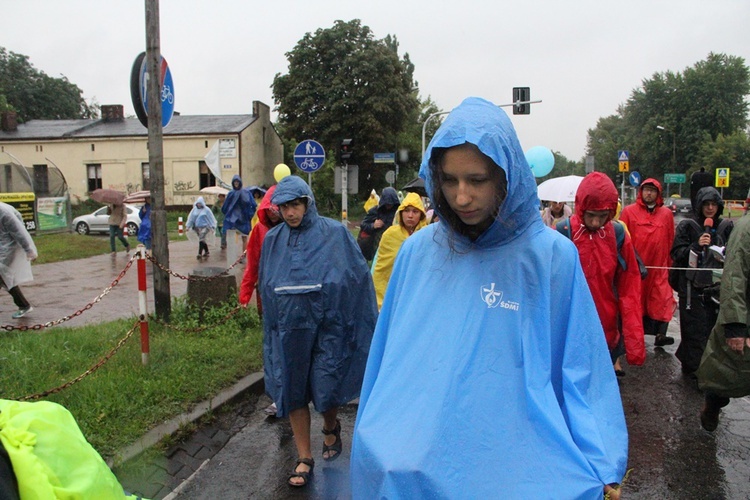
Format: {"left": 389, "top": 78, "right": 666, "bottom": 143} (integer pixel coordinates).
{"left": 665, "top": 198, "right": 692, "bottom": 215}
{"left": 71, "top": 204, "right": 140, "bottom": 235}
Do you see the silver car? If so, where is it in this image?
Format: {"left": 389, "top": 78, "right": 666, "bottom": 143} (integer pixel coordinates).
{"left": 71, "top": 204, "right": 141, "bottom": 235}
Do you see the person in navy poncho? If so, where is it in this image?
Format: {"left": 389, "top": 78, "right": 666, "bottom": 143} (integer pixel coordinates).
{"left": 259, "top": 175, "right": 377, "bottom": 488}
{"left": 350, "top": 97, "right": 627, "bottom": 499}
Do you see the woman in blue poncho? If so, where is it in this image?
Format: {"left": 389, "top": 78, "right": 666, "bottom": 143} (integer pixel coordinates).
{"left": 259, "top": 175, "right": 377, "bottom": 488}
{"left": 186, "top": 196, "right": 217, "bottom": 260}
{"left": 350, "top": 97, "right": 627, "bottom": 499}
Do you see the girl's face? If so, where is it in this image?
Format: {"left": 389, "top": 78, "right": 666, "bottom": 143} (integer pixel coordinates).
{"left": 702, "top": 200, "right": 719, "bottom": 219}
{"left": 401, "top": 206, "right": 422, "bottom": 231}
{"left": 440, "top": 145, "right": 501, "bottom": 233}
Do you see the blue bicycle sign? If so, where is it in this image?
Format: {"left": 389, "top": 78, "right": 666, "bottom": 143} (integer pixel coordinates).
{"left": 294, "top": 140, "right": 325, "bottom": 173}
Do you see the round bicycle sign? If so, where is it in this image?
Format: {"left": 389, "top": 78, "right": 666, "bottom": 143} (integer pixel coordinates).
{"left": 130, "top": 52, "right": 175, "bottom": 128}
{"left": 294, "top": 140, "right": 325, "bottom": 173}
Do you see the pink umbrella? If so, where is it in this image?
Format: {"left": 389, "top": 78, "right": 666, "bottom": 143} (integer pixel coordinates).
{"left": 123, "top": 190, "right": 151, "bottom": 204}
{"left": 90, "top": 188, "right": 125, "bottom": 205}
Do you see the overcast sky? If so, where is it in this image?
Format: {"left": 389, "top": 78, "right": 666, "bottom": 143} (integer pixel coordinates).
{"left": 4, "top": 1, "right": 749, "bottom": 162}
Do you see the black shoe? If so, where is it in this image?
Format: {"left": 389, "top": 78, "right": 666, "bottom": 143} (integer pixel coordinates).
{"left": 700, "top": 403, "right": 721, "bottom": 432}
{"left": 655, "top": 334, "right": 675, "bottom": 346}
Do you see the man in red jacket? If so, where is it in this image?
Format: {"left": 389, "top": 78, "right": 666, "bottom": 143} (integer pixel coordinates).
{"left": 620, "top": 179, "right": 676, "bottom": 347}
{"left": 560, "top": 172, "right": 646, "bottom": 374}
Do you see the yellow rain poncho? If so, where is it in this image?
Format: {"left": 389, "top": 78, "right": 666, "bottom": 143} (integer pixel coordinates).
{"left": 363, "top": 189, "right": 379, "bottom": 212}
{"left": 370, "top": 192, "right": 427, "bottom": 309}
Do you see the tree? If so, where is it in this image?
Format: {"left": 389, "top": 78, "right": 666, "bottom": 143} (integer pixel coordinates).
{"left": 271, "top": 20, "right": 419, "bottom": 196}
{"left": 696, "top": 130, "right": 750, "bottom": 200}
{"left": 586, "top": 53, "right": 749, "bottom": 184}
{"left": 0, "top": 47, "right": 97, "bottom": 122}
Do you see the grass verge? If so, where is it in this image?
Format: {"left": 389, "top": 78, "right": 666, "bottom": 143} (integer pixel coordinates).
{"left": 1, "top": 297, "right": 263, "bottom": 462}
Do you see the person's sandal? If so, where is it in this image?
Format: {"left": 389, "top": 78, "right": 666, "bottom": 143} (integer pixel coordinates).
{"left": 288, "top": 457, "right": 314, "bottom": 487}
{"left": 322, "top": 419, "right": 342, "bottom": 461}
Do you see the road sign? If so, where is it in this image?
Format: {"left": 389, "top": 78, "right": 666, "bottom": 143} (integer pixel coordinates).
{"left": 293, "top": 140, "right": 325, "bottom": 173}
{"left": 374, "top": 152, "right": 396, "bottom": 164}
{"left": 716, "top": 167, "right": 730, "bottom": 188}
{"left": 130, "top": 52, "right": 175, "bottom": 128}
{"left": 617, "top": 150, "right": 629, "bottom": 172}
{"left": 664, "top": 173, "right": 686, "bottom": 184}
{"left": 629, "top": 171, "right": 641, "bottom": 187}
{"left": 385, "top": 170, "right": 396, "bottom": 184}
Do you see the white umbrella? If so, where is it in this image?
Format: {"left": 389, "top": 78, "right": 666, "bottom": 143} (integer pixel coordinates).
{"left": 536, "top": 175, "right": 584, "bottom": 203}
{"left": 200, "top": 186, "right": 229, "bottom": 196}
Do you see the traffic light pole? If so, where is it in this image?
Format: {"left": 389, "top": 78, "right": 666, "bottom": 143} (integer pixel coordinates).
{"left": 341, "top": 161, "right": 348, "bottom": 225}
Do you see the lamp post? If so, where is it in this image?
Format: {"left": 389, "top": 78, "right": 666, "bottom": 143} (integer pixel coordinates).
{"left": 656, "top": 125, "right": 677, "bottom": 197}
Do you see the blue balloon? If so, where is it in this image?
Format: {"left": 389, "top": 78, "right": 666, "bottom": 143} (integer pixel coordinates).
{"left": 525, "top": 146, "right": 555, "bottom": 178}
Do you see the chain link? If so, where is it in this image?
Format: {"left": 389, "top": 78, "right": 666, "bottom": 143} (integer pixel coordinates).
{"left": 0, "top": 256, "right": 137, "bottom": 332}
{"left": 17, "top": 320, "right": 139, "bottom": 401}
{"left": 146, "top": 249, "right": 246, "bottom": 281}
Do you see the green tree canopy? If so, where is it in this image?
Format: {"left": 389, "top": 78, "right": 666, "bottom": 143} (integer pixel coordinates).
{"left": 0, "top": 47, "right": 97, "bottom": 122}
{"left": 271, "top": 19, "right": 420, "bottom": 197}
{"left": 586, "top": 53, "right": 749, "bottom": 194}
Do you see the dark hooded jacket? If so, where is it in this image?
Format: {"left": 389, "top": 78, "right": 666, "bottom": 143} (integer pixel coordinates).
{"left": 619, "top": 178, "right": 675, "bottom": 323}
{"left": 671, "top": 186, "right": 733, "bottom": 295}
{"left": 358, "top": 187, "right": 400, "bottom": 259}
{"left": 259, "top": 176, "right": 377, "bottom": 417}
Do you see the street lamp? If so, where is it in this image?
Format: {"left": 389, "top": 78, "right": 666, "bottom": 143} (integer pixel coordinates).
{"left": 656, "top": 125, "right": 676, "bottom": 169}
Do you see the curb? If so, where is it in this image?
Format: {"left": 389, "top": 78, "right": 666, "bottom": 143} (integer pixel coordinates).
{"left": 109, "top": 371, "right": 265, "bottom": 468}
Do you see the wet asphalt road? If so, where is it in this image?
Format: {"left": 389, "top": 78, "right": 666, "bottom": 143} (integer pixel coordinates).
{"left": 167, "top": 310, "right": 750, "bottom": 500}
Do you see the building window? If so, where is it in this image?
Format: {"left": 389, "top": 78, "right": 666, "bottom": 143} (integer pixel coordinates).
{"left": 33, "top": 164, "right": 50, "bottom": 196}
{"left": 199, "top": 161, "right": 216, "bottom": 189}
{"left": 87, "top": 164, "right": 102, "bottom": 192}
{"left": 141, "top": 162, "right": 150, "bottom": 190}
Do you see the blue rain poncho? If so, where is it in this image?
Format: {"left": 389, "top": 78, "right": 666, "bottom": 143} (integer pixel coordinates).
{"left": 221, "top": 174, "right": 257, "bottom": 235}
{"left": 259, "top": 176, "right": 378, "bottom": 417}
{"left": 351, "top": 97, "right": 628, "bottom": 498}
{"left": 186, "top": 196, "right": 216, "bottom": 230}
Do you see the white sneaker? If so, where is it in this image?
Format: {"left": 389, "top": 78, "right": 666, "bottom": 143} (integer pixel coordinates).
{"left": 264, "top": 403, "right": 277, "bottom": 415}
{"left": 12, "top": 306, "right": 33, "bottom": 319}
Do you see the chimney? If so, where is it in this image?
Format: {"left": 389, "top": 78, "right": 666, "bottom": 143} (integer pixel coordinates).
{"left": 101, "top": 104, "right": 125, "bottom": 122}
{"left": 1, "top": 111, "right": 18, "bottom": 132}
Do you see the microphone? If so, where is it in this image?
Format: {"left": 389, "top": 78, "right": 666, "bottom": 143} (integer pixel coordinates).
{"left": 703, "top": 217, "right": 714, "bottom": 250}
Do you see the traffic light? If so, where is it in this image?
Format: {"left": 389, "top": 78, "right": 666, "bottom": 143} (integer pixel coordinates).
{"left": 512, "top": 87, "right": 530, "bottom": 115}
{"left": 339, "top": 138, "right": 353, "bottom": 163}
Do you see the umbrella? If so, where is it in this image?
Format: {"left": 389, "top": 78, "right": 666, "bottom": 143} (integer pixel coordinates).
{"left": 90, "top": 188, "right": 125, "bottom": 205}
{"left": 402, "top": 177, "right": 427, "bottom": 197}
{"left": 247, "top": 185, "right": 267, "bottom": 198}
{"left": 536, "top": 175, "right": 584, "bottom": 203}
{"left": 200, "top": 186, "right": 229, "bottom": 196}
{"left": 123, "top": 190, "right": 151, "bottom": 204}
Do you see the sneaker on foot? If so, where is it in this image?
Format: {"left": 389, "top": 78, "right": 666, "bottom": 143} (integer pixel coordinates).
{"left": 12, "top": 306, "right": 33, "bottom": 319}
{"left": 655, "top": 334, "right": 675, "bottom": 346}
{"left": 197, "top": 255, "right": 202, "bottom": 260}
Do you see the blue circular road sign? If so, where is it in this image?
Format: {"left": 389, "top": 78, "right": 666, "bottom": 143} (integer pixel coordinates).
{"left": 294, "top": 140, "right": 325, "bottom": 173}
{"left": 629, "top": 171, "right": 642, "bottom": 187}
{"left": 130, "top": 52, "right": 175, "bottom": 128}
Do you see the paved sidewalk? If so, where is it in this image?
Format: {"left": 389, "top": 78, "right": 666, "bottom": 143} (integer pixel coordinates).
{"left": 4, "top": 237, "right": 244, "bottom": 329}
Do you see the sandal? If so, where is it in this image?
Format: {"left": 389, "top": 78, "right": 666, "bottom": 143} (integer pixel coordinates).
{"left": 322, "top": 419, "right": 342, "bottom": 461}
{"left": 288, "top": 457, "right": 314, "bottom": 487}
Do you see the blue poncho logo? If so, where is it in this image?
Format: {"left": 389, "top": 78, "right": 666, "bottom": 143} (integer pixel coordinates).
{"left": 481, "top": 283, "right": 519, "bottom": 311}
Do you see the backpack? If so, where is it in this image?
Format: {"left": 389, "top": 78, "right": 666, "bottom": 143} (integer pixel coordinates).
{"left": 556, "top": 217, "right": 648, "bottom": 280}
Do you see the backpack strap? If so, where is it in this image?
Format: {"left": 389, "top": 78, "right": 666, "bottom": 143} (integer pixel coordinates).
{"left": 612, "top": 220, "right": 627, "bottom": 270}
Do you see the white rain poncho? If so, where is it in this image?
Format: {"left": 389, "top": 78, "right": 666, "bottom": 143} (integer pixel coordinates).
{"left": 0, "top": 202, "right": 36, "bottom": 290}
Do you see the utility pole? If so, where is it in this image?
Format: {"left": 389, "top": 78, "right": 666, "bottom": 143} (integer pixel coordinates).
{"left": 145, "top": 0, "right": 171, "bottom": 321}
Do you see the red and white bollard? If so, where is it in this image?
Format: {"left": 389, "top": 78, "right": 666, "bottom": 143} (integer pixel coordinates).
{"left": 122, "top": 224, "right": 128, "bottom": 237}
{"left": 136, "top": 245, "right": 150, "bottom": 365}
{"left": 178, "top": 216, "right": 184, "bottom": 236}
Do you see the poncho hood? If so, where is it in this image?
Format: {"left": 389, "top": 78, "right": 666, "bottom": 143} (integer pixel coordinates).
{"left": 419, "top": 97, "right": 542, "bottom": 248}
{"left": 272, "top": 176, "right": 318, "bottom": 231}
{"left": 377, "top": 187, "right": 400, "bottom": 208}
{"left": 637, "top": 178, "right": 665, "bottom": 208}
{"left": 256, "top": 185, "right": 279, "bottom": 228}
{"left": 231, "top": 174, "right": 243, "bottom": 190}
{"left": 393, "top": 192, "right": 427, "bottom": 231}
{"left": 575, "top": 172, "right": 618, "bottom": 219}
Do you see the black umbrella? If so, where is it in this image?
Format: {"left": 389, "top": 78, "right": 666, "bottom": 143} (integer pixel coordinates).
{"left": 402, "top": 177, "right": 427, "bottom": 197}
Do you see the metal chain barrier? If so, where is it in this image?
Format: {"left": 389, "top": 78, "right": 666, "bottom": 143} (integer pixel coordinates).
{"left": 0, "top": 255, "right": 137, "bottom": 332}
{"left": 145, "top": 249, "right": 247, "bottom": 282}
{"left": 16, "top": 320, "right": 139, "bottom": 401}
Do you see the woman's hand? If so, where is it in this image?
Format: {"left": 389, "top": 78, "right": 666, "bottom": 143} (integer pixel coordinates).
{"left": 698, "top": 233, "right": 712, "bottom": 247}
